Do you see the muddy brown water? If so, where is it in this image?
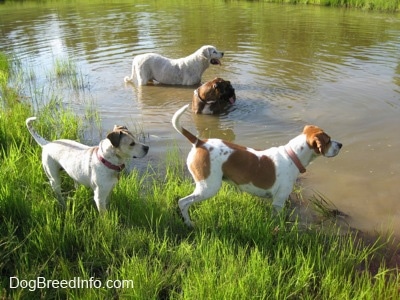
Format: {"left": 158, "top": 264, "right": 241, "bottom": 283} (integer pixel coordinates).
{"left": 1, "top": 1, "right": 400, "bottom": 235}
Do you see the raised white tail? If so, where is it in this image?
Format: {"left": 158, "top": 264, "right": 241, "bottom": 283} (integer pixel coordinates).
{"left": 172, "top": 105, "right": 199, "bottom": 145}
{"left": 26, "top": 117, "right": 49, "bottom": 147}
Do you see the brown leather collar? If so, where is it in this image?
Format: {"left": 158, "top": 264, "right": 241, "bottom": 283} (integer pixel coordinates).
{"left": 95, "top": 147, "right": 125, "bottom": 172}
{"left": 285, "top": 146, "right": 306, "bottom": 174}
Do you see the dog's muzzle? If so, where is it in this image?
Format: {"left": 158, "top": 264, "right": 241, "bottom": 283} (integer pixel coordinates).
{"left": 222, "top": 86, "right": 236, "bottom": 104}
{"left": 133, "top": 145, "right": 149, "bottom": 158}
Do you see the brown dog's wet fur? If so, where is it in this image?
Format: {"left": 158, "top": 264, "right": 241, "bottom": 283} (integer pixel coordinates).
{"left": 192, "top": 77, "right": 236, "bottom": 114}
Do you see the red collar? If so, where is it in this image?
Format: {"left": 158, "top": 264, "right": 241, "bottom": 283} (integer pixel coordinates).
{"left": 285, "top": 146, "right": 306, "bottom": 174}
{"left": 95, "top": 147, "right": 125, "bottom": 172}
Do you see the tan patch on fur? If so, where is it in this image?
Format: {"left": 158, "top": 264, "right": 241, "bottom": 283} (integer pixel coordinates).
{"left": 221, "top": 141, "right": 247, "bottom": 151}
{"left": 303, "top": 125, "right": 331, "bottom": 155}
{"left": 222, "top": 144, "right": 276, "bottom": 189}
{"left": 189, "top": 146, "right": 211, "bottom": 181}
{"left": 182, "top": 128, "right": 199, "bottom": 145}
{"left": 197, "top": 79, "right": 220, "bottom": 100}
{"left": 107, "top": 126, "right": 135, "bottom": 148}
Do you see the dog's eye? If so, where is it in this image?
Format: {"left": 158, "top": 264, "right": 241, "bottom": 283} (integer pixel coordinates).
{"left": 130, "top": 142, "right": 135, "bottom": 146}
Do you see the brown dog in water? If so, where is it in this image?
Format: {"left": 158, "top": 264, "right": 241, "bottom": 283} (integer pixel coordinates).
{"left": 192, "top": 77, "right": 236, "bottom": 114}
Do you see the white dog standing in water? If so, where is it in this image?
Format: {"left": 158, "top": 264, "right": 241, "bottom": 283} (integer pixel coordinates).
{"left": 26, "top": 118, "right": 149, "bottom": 212}
{"left": 124, "top": 45, "right": 224, "bottom": 86}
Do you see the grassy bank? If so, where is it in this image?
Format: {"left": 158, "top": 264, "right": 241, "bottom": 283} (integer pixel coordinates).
{"left": 268, "top": 0, "right": 400, "bottom": 11}
{"left": 1, "top": 52, "right": 399, "bottom": 299}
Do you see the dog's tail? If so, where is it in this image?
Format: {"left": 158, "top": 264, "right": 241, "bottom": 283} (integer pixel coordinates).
{"left": 26, "top": 117, "right": 49, "bottom": 147}
{"left": 172, "top": 105, "right": 200, "bottom": 145}
{"left": 124, "top": 75, "right": 133, "bottom": 83}
{"left": 124, "top": 59, "right": 135, "bottom": 83}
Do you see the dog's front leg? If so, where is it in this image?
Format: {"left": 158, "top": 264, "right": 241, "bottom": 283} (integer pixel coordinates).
{"left": 271, "top": 186, "right": 293, "bottom": 214}
{"left": 93, "top": 187, "right": 109, "bottom": 213}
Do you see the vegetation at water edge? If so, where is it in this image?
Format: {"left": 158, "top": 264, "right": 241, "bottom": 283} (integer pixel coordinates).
{"left": 268, "top": 0, "right": 400, "bottom": 12}
{"left": 2, "top": 0, "right": 400, "bottom": 12}
{"left": 1, "top": 52, "right": 399, "bottom": 299}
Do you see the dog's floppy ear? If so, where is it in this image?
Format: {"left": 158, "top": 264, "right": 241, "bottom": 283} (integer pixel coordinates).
{"left": 203, "top": 46, "right": 215, "bottom": 59}
{"left": 313, "top": 133, "right": 331, "bottom": 155}
{"left": 107, "top": 131, "right": 122, "bottom": 147}
{"left": 113, "top": 125, "right": 128, "bottom": 131}
{"left": 108, "top": 125, "right": 132, "bottom": 147}
{"left": 304, "top": 125, "right": 330, "bottom": 155}
{"left": 312, "top": 136, "right": 324, "bottom": 154}
{"left": 212, "top": 78, "right": 224, "bottom": 90}
{"left": 198, "top": 46, "right": 208, "bottom": 60}
{"left": 206, "top": 46, "right": 213, "bottom": 57}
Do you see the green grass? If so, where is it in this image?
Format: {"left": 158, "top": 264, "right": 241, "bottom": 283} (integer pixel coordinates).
{"left": 1, "top": 52, "right": 399, "bottom": 299}
{"left": 0, "top": 53, "right": 10, "bottom": 87}
{"left": 264, "top": 0, "right": 400, "bottom": 11}
{"left": 2, "top": 0, "right": 400, "bottom": 11}
{"left": 50, "top": 57, "right": 88, "bottom": 91}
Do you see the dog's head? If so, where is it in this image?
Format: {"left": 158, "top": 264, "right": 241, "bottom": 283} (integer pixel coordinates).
{"left": 107, "top": 125, "right": 149, "bottom": 159}
{"left": 303, "top": 125, "right": 342, "bottom": 157}
{"left": 200, "top": 45, "right": 224, "bottom": 65}
{"left": 208, "top": 77, "right": 236, "bottom": 106}
{"left": 193, "top": 78, "right": 236, "bottom": 114}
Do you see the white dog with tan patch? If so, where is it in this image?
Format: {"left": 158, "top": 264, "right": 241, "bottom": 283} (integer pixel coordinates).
{"left": 124, "top": 45, "right": 224, "bottom": 86}
{"left": 172, "top": 105, "right": 342, "bottom": 227}
{"left": 26, "top": 118, "right": 149, "bottom": 212}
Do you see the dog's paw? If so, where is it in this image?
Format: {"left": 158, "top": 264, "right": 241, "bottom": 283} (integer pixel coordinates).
{"left": 175, "top": 205, "right": 184, "bottom": 220}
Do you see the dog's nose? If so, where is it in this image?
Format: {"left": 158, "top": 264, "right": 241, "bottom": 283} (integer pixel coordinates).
{"left": 221, "top": 52, "right": 224, "bottom": 57}
{"left": 338, "top": 143, "right": 343, "bottom": 149}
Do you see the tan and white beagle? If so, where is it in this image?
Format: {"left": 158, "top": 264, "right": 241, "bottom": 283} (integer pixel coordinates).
{"left": 172, "top": 105, "right": 342, "bottom": 227}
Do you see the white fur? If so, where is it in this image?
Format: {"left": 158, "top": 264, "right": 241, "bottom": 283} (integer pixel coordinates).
{"left": 172, "top": 105, "right": 342, "bottom": 227}
{"left": 124, "top": 45, "right": 224, "bottom": 86}
{"left": 26, "top": 117, "right": 149, "bottom": 212}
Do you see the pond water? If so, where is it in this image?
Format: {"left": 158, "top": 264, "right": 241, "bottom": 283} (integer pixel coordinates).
{"left": 1, "top": 1, "right": 400, "bottom": 235}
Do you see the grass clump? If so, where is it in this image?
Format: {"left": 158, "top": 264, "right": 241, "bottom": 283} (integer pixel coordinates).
{"left": 1, "top": 51, "right": 399, "bottom": 299}
{"left": 51, "top": 57, "right": 88, "bottom": 91}
{"left": 266, "top": 0, "right": 400, "bottom": 11}
{"left": 0, "top": 53, "right": 10, "bottom": 86}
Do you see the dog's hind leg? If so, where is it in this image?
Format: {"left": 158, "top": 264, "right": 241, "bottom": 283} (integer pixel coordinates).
{"left": 178, "top": 194, "right": 198, "bottom": 227}
{"left": 42, "top": 156, "right": 65, "bottom": 208}
{"left": 136, "top": 71, "right": 149, "bottom": 86}
{"left": 136, "top": 64, "right": 155, "bottom": 86}
{"left": 178, "top": 180, "right": 221, "bottom": 227}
